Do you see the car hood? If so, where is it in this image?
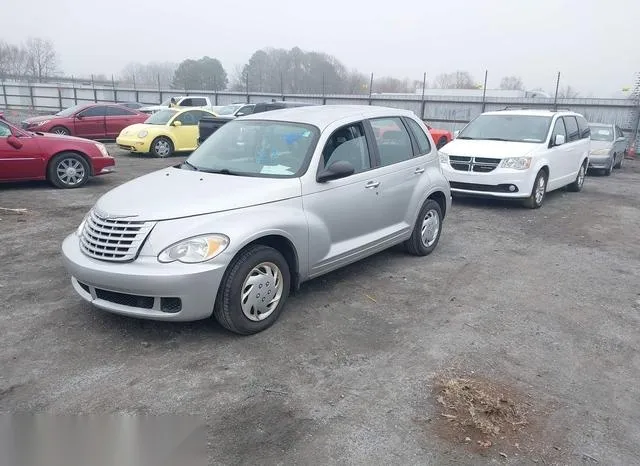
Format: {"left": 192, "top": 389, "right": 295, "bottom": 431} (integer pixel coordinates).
{"left": 33, "top": 131, "right": 96, "bottom": 144}
{"left": 118, "top": 123, "right": 162, "bottom": 136}
{"left": 441, "top": 139, "right": 542, "bottom": 158}
{"left": 589, "top": 140, "right": 612, "bottom": 152}
{"left": 93, "top": 167, "right": 302, "bottom": 221}
{"left": 23, "top": 114, "right": 60, "bottom": 124}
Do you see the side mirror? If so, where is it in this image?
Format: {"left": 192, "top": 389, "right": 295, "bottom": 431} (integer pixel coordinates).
{"left": 554, "top": 134, "right": 566, "bottom": 146}
{"left": 236, "top": 112, "right": 245, "bottom": 117}
{"left": 617, "top": 136, "right": 626, "bottom": 142}
{"left": 453, "top": 130, "right": 460, "bottom": 138}
{"left": 7, "top": 135, "right": 23, "bottom": 149}
{"left": 317, "top": 160, "right": 355, "bottom": 182}
{"left": 172, "top": 120, "right": 182, "bottom": 127}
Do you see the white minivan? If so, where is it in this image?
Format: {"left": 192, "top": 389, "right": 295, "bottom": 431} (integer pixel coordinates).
{"left": 439, "top": 109, "right": 590, "bottom": 208}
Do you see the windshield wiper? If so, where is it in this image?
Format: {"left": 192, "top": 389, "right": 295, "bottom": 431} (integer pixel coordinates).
{"left": 484, "top": 137, "right": 510, "bottom": 141}
{"left": 457, "top": 136, "right": 474, "bottom": 139}
{"left": 181, "top": 160, "right": 199, "bottom": 171}
{"left": 200, "top": 168, "right": 240, "bottom": 176}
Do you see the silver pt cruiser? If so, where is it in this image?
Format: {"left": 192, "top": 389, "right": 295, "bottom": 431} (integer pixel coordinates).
{"left": 62, "top": 105, "right": 451, "bottom": 334}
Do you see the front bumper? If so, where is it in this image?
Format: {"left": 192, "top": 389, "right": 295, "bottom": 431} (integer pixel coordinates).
{"left": 61, "top": 234, "right": 226, "bottom": 321}
{"left": 441, "top": 164, "right": 536, "bottom": 199}
{"left": 91, "top": 156, "right": 115, "bottom": 176}
{"left": 116, "top": 136, "right": 151, "bottom": 153}
{"left": 588, "top": 155, "right": 610, "bottom": 169}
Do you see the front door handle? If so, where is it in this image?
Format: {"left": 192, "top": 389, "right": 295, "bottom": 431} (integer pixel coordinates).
{"left": 414, "top": 167, "right": 425, "bottom": 174}
{"left": 365, "top": 181, "right": 380, "bottom": 189}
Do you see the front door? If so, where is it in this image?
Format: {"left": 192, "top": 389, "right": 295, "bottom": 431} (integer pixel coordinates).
{"left": 105, "top": 106, "right": 140, "bottom": 139}
{"left": 0, "top": 122, "right": 44, "bottom": 181}
{"left": 545, "top": 117, "right": 573, "bottom": 190}
{"left": 73, "top": 105, "right": 107, "bottom": 139}
{"left": 302, "top": 122, "right": 383, "bottom": 277}
{"left": 170, "top": 110, "right": 210, "bottom": 151}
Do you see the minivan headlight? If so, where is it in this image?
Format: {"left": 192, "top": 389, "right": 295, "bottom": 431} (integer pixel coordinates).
{"left": 438, "top": 152, "right": 449, "bottom": 164}
{"left": 158, "top": 234, "right": 229, "bottom": 264}
{"left": 500, "top": 157, "right": 532, "bottom": 170}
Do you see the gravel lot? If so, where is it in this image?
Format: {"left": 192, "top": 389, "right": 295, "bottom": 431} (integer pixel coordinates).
{"left": 1, "top": 141, "right": 639, "bottom": 465}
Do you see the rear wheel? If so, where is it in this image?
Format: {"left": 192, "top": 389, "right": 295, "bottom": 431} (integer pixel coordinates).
{"left": 150, "top": 136, "right": 174, "bottom": 158}
{"left": 524, "top": 170, "right": 547, "bottom": 209}
{"left": 404, "top": 199, "right": 443, "bottom": 256}
{"left": 567, "top": 161, "right": 586, "bottom": 192}
{"left": 50, "top": 126, "right": 70, "bottom": 136}
{"left": 48, "top": 152, "right": 90, "bottom": 189}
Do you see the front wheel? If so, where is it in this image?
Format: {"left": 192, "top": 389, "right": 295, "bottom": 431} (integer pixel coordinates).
{"left": 524, "top": 170, "right": 547, "bottom": 209}
{"left": 437, "top": 137, "right": 448, "bottom": 149}
{"left": 213, "top": 245, "right": 291, "bottom": 335}
{"left": 567, "top": 162, "right": 586, "bottom": 192}
{"left": 150, "top": 136, "right": 174, "bottom": 158}
{"left": 614, "top": 155, "right": 623, "bottom": 169}
{"left": 47, "top": 152, "right": 90, "bottom": 188}
{"left": 404, "top": 199, "right": 443, "bottom": 256}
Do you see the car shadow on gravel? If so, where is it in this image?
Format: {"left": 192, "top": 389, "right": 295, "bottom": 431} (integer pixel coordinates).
{"left": 452, "top": 188, "right": 567, "bottom": 210}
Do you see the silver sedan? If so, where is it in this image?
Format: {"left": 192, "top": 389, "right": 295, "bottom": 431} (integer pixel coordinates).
{"left": 588, "top": 123, "right": 627, "bottom": 175}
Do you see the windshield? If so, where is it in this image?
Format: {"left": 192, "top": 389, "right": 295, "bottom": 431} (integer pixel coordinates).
{"left": 458, "top": 114, "right": 552, "bottom": 143}
{"left": 145, "top": 109, "right": 177, "bottom": 125}
{"left": 185, "top": 120, "right": 319, "bottom": 177}
{"left": 589, "top": 125, "right": 614, "bottom": 142}
{"left": 216, "top": 104, "right": 243, "bottom": 116}
{"left": 55, "top": 104, "right": 85, "bottom": 117}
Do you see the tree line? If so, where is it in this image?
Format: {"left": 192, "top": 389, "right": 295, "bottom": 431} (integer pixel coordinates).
{"left": 0, "top": 39, "right": 581, "bottom": 97}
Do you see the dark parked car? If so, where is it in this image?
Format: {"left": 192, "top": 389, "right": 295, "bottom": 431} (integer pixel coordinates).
{"left": 0, "top": 114, "right": 115, "bottom": 188}
{"left": 21, "top": 103, "right": 149, "bottom": 140}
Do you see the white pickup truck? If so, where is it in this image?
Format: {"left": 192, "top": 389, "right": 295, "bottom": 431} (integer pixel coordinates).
{"left": 139, "top": 96, "right": 220, "bottom": 114}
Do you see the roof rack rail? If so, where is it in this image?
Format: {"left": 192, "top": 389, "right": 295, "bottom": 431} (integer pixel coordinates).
{"left": 500, "top": 106, "right": 572, "bottom": 112}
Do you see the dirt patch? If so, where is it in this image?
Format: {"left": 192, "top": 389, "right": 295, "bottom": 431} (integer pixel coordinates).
{"left": 431, "top": 372, "right": 566, "bottom": 463}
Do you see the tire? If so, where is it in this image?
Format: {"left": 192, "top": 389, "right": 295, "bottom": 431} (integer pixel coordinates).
{"left": 604, "top": 156, "right": 613, "bottom": 176}
{"left": 437, "top": 137, "right": 448, "bottom": 149}
{"left": 213, "top": 245, "right": 291, "bottom": 335}
{"left": 524, "top": 170, "right": 547, "bottom": 209}
{"left": 614, "top": 155, "right": 623, "bottom": 169}
{"left": 50, "top": 126, "right": 70, "bottom": 136}
{"left": 150, "top": 136, "right": 174, "bottom": 158}
{"left": 567, "top": 161, "right": 586, "bottom": 192}
{"left": 47, "top": 152, "right": 90, "bottom": 189}
{"left": 404, "top": 199, "right": 443, "bottom": 256}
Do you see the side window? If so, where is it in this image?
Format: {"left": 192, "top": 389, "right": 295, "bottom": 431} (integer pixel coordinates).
{"left": 404, "top": 118, "right": 432, "bottom": 155}
{"left": 190, "top": 98, "right": 207, "bottom": 106}
{"left": 369, "top": 117, "right": 413, "bottom": 167}
{"left": 321, "top": 123, "right": 371, "bottom": 175}
{"left": 0, "top": 122, "right": 12, "bottom": 137}
{"left": 174, "top": 111, "right": 200, "bottom": 126}
{"left": 106, "top": 106, "right": 136, "bottom": 116}
{"left": 78, "top": 106, "right": 107, "bottom": 117}
{"left": 179, "top": 98, "right": 193, "bottom": 107}
{"left": 576, "top": 116, "right": 590, "bottom": 139}
{"left": 238, "top": 105, "right": 254, "bottom": 115}
{"left": 563, "top": 116, "right": 580, "bottom": 142}
{"left": 551, "top": 118, "right": 567, "bottom": 142}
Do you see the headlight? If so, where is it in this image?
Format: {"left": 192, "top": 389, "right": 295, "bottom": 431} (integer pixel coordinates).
{"left": 438, "top": 152, "right": 449, "bottom": 164}
{"left": 94, "top": 143, "right": 110, "bottom": 157}
{"left": 36, "top": 120, "right": 50, "bottom": 126}
{"left": 590, "top": 149, "right": 609, "bottom": 156}
{"left": 500, "top": 157, "right": 532, "bottom": 170}
{"left": 158, "top": 234, "right": 229, "bottom": 264}
{"left": 137, "top": 130, "right": 148, "bottom": 138}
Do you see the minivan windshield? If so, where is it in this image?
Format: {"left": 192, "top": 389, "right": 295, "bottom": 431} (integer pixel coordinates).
{"left": 185, "top": 120, "right": 319, "bottom": 177}
{"left": 458, "top": 114, "right": 552, "bottom": 143}
{"left": 145, "top": 109, "right": 177, "bottom": 125}
{"left": 216, "top": 104, "right": 244, "bottom": 115}
{"left": 589, "top": 125, "right": 614, "bottom": 142}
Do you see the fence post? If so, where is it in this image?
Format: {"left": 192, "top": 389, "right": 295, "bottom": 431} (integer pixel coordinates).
{"left": 280, "top": 71, "right": 284, "bottom": 100}
{"left": 91, "top": 74, "right": 97, "bottom": 103}
{"left": 112, "top": 75, "right": 117, "bottom": 103}
{"left": 481, "top": 70, "right": 488, "bottom": 112}
{"left": 57, "top": 86, "right": 63, "bottom": 111}
{"left": 553, "top": 72, "right": 561, "bottom": 111}
{"left": 29, "top": 81, "right": 35, "bottom": 110}
{"left": 1, "top": 79, "right": 7, "bottom": 108}
{"left": 420, "top": 72, "right": 427, "bottom": 119}
{"left": 72, "top": 75, "right": 77, "bottom": 105}
{"left": 368, "top": 73, "right": 374, "bottom": 105}
{"left": 245, "top": 72, "right": 249, "bottom": 104}
{"left": 157, "top": 73, "right": 162, "bottom": 103}
{"left": 322, "top": 73, "right": 326, "bottom": 105}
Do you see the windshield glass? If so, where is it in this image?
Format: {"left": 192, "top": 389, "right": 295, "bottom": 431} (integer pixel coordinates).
{"left": 145, "top": 109, "right": 177, "bottom": 125}
{"left": 458, "top": 114, "right": 552, "bottom": 143}
{"left": 55, "top": 104, "right": 85, "bottom": 117}
{"left": 185, "top": 120, "right": 319, "bottom": 177}
{"left": 216, "top": 104, "right": 243, "bottom": 116}
{"left": 589, "top": 125, "right": 614, "bottom": 142}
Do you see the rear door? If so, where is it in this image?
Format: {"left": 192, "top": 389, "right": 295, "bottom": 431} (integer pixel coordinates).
{"left": 0, "top": 122, "right": 45, "bottom": 181}
{"left": 105, "top": 106, "right": 140, "bottom": 139}
{"left": 73, "top": 105, "right": 107, "bottom": 139}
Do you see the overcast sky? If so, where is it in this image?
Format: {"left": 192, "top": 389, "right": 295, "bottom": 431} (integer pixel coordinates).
{"left": 3, "top": 0, "right": 639, "bottom": 96}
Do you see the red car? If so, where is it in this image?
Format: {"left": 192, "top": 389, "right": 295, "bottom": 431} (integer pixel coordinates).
{"left": 425, "top": 124, "right": 453, "bottom": 149}
{"left": 20, "top": 103, "right": 148, "bottom": 139}
{"left": 0, "top": 114, "right": 115, "bottom": 188}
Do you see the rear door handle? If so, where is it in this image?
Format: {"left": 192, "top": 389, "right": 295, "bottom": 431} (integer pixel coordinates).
{"left": 365, "top": 181, "right": 380, "bottom": 189}
{"left": 414, "top": 167, "right": 425, "bottom": 174}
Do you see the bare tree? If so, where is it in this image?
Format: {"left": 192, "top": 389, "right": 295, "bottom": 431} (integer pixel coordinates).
{"left": 557, "top": 85, "right": 580, "bottom": 98}
{"left": 0, "top": 41, "right": 29, "bottom": 77}
{"left": 120, "top": 61, "right": 177, "bottom": 88}
{"left": 433, "top": 71, "right": 476, "bottom": 89}
{"left": 500, "top": 76, "right": 524, "bottom": 90}
{"left": 25, "top": 37, "right": 57, "bottom": 80}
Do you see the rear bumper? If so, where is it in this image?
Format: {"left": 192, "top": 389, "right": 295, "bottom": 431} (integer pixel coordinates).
{"left": 588, "top": 155, "right": 610, "bottom": 169}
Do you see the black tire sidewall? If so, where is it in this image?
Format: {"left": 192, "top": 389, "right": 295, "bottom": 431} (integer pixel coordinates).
{"left": 151, "top": 137, "right": 173, "bottom": 157}
{"left": 407, "top": 199, "right": 443, "bottom": 255}
{"left": 528, "top": 170, "right": 547, "bottom": 208}
{"left": 216, "top": 246, "right": 291, "bottom": 335}
{"left": 48, "top": 152, "right": 90, "bottom": 188}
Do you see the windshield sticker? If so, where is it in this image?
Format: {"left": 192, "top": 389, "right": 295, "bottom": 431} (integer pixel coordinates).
{"left": 596, "top": 129, "right": 611, "bottom": 135}
{"left": 260, "top": 164, "right": 294, "bottom": 175}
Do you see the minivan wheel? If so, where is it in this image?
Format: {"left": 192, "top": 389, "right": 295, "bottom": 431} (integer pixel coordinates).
{"left": 48, "top": 152, "right": 90, "bottom": 188}
{"left": 213, "top": 245, "right": 291, "bottom": 335}
{"left": 524, "top": 170, "right": 547, "bottom": 209}
{"left": 567, "top": 162, "right": 586, "bottom": 192}
{"left": 151, "top": 136, "right": 174, "bottom": 158}
{"left": 404, "top": 199, "right": 443, "bottom": 256}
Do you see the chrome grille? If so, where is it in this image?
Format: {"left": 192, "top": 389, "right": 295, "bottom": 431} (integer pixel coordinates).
{"left": 450, "top": 156, "right": 501, "bottom": 173}
{"left": 80, "top": 210, "right": 155, "bottom": 262}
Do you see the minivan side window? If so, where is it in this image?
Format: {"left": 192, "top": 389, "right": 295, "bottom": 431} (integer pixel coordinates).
{"left": 321, "top": 123, "right": 371, "bottom": 175}
{"left": 369, "top": 117, "right": 413, "bottom": 167}
{"left": 404, "top": 118, "right": 432, "bottom": 155}
{"left": 576, "top": 115, "right": 590, "bottom": 139}
{"left": 563, "top": 116, "right": 580, "bottom": 142}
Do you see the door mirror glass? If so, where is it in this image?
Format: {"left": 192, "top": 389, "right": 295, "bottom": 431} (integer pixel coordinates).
{"left": 7, "top": 135, "right": 23, "bottom": 149}
{"left": 554, "top": 134, "right": 566, "bottom": 146}
{"left": 317, "top": 160, "right": 355, "bottom": 182}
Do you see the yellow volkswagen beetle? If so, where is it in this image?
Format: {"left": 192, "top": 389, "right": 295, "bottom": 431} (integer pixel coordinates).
{"left": 116, "top": 108, "right": 217, "bottom": 158}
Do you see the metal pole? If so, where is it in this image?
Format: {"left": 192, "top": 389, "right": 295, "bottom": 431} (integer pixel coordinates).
{"left": 280, "top": 71, "right": 284, "bottom": 100}
{"left": 246, "top": 71, "right": 249, "bottom": 104}
{"left": 553, "top": 72, "right": 561, "bottom": 111}
{"left": 157, "top": 73, "right": 161, "bottom": 103}
{"left": 420, "top": 72, "right": 427, "bottom": 119}
{"left": 322, "top": 73, "right": 326, "bottom": 105}
{"left": 91, "top": 74, "right": 97, "bottom": 103}
{"left": 1, "top": 78, "right": 7, "bottom": 109}
{"left": 112, "top": 74, "right": 117, "bottom": 103}
{"left": 57, "top": 86, "right": 62, "bottom": 111}
{"left": 132, "top": 73, "right": 136, "bottom": 90}
{"left": 481, "top": 70, "right": 488, "bottom": 112}
{"left": 72, "top": 75, "right": 77, "bottom": 105}
{"left": 368, "top": 73, "right": 374, "bottom": 105}
{"left": 214, "top": 75, "right": 218, "bottom": 106}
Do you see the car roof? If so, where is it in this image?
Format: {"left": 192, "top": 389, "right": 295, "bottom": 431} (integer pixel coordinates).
{"left": 172, "top": 107, "right": 216, "bottom": 115}
{"left": 240, "top": 105, "right": 415, "bottom": 129}
{"left": 482, "top": 109, "right": 581, "bottom": 117}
